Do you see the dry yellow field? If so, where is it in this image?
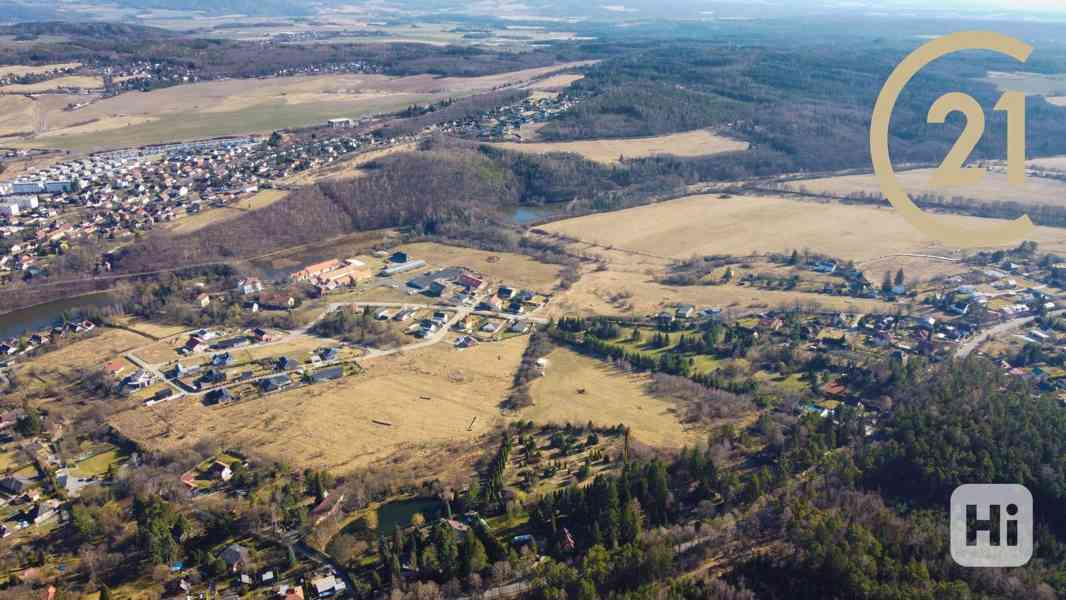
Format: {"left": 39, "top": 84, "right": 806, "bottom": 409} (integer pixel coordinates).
{"left": 787, "top": 166, "right": 1066, "bottom": 206}
{"left": 0, "top": 75, "right": 103, "bottom": 93}
{"left": 543, "top": 193, "right": 1066, "bottom": 260}
{"left": 523, "top": 73, "right": 584, "bottom": 91}
{"left": 0, "top": 62, "right": 81, "bottom": 77}
{"left": 165, "top": 189, "right": 289, "bottom": 234}
{"left": 541, "top": 192, "right": 1066, "bottom": 316}
{"left": 110, "top": 334, "right": 530, "bottom": 472}
{"left": 526, "top": 347, "right": 701, "bottom": 448}
{"left": 491, "top": 129, "right": 748, "bottom": 165}
{"left": 13, "top": 328, "right": 150, "bottom": 393}
{"left": 110, "top": 317, "right": 191, "bottom": 340}
{"left": 396, "top": 241, "right": 562, "bottom": 291}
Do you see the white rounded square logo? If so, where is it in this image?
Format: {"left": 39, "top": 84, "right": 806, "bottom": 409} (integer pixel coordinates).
{"left": 950, "top": 484, "right": 1033, "bottom": 567}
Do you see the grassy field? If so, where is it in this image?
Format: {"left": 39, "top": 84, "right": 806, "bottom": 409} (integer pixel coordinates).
{"left": 787, "top": 166, "right": 1066, "bottom": 207}
{"left": 7, "top": 61, "right": 595, "bottom": 152}
{"left": 109, "top": 316, "right": 191, "bottom": 339}
{"left": 395, "top": 241, "right": 563, "bottom": 291}
{"left": 526, "top": 347, "right": 702, "bottom": 448}
{"left": 165, "top": 189, "right": 289, "bottom": 234}
{"left": 542, "top": 192, "right": 1066, "bottom": 260}
{"left": 109, "top": 334, "right": 530, "bottom": 473}
{"left": 0, "top": 75, "right": 102, "bottom": 93}
{"left": 73, "top": 448, "right": 126, "bottom": 477}
{"left": 13, "top": 328, "right": 151, "bottom": 396}
{"left": 0, "top": 62, "right": 81, "bottom": 77}
{"left": 491, "top": 129, "right": 748, "bottom": 165}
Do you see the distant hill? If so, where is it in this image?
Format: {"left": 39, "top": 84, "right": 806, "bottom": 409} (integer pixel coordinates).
{"left": 0, "top": 21, "right": 175, "bottom": 39}
{"left": 113, "top": 0, "right": 313, "bottom": 16}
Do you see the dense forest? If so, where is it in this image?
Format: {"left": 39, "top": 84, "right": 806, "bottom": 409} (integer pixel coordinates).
{"left": 0, "top": 24, "right": 589, "bottom": 79}
{"left": 504, "top": 358, "right": 1066, "bottom": 600}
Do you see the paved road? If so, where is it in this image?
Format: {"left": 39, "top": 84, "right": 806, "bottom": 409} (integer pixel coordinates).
{"left": 956, "top": 309, "right": 1066, "bottom": 358}
{"left": 125, "top": 293, "right": 551, "bottom": 402}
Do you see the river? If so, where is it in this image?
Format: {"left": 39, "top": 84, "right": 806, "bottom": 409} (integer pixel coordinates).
{"left": 0, "top": 206, "right": 564, "bottom": 339}
{"left": 0, "top": 291, "right": 121, "bottom": 339}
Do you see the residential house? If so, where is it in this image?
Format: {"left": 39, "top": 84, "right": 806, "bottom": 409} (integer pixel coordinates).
{"left": 220, "top": 543, "right": 251, "bottom": 572}
{"left": 212, "top": 352, "right": 234, "bottom": 367}
{"left": 675, "top": 304, "right": 695, "bottom": 319}
{"left": 205, "top": 388, "right": 235, "bottom": 405}
{"left": 275, "top": 356, "right": 299, "bottom": 371}
{"left": 260, "top": 375, "right": 292, "bottom": 393}
{"left": 236, "top": 278, "right": 263, "bottom": 295}
{"left": 311, "top": 574, "right": 346, "bottom": 598}
{"left": 196, "top": 293, "right": 211, "bottom": 308}
{"left": 458, "top": 272, "right": 484, "bottom": 290}
{"left": 0, "top": 476, "right": 29, "bottom": 496}
{"left": 259, "top": 292, "right": 296, "bottom": 311}
{"left": 310, "top": 366, "right": 343, "bottom": 383}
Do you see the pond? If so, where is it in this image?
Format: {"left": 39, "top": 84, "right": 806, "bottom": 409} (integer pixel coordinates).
{"left": 0, "top": 291, "right": 121, "bottom": 339}
{"left": 376, "top": 497, "right": 442, "bottom": 535}
{"left": 509, "top": 204, "right": 566, "bottom": 225}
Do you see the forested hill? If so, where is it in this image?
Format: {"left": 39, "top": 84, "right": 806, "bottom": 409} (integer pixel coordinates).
{"left": 116, "top": 148, "right": 521, "bottom": 273}
{"left": 540, "top": 42, "right": 1066, "bottom": 173}
{"left": 0, "top": 21, "right": 174, "bottom": 39}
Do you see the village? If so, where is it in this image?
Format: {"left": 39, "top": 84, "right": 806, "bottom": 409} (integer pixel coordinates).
{"left": 0, "top": 76, "right": 583, "bottom": 285}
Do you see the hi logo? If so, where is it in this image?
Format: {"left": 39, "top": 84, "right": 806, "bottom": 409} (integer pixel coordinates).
{"left": 870, "top": 32, "right": 1035, "bottom": 248}
{"left": 950, "top": 484, "right": 1033, "bottom": 567}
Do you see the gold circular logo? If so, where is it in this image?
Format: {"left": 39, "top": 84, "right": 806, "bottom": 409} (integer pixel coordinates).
{"left": 870, "top": 31, "right": 1035, "bottom": 248}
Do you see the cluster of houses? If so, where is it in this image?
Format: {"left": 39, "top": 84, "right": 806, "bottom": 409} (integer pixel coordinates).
{"left": 432, "top": 88, "right": 583, "bottom": 141}
{"left": 0, "top": 319, "right": 96, "bottom": 361}
{"left": 199, "top": 542, "right": 346, "bottom": 600}
{"left": 0, "top": 138, "right": 260, "bottom": 278}
{"left": 0, "top": 475, "right": 61, "bottom": 538}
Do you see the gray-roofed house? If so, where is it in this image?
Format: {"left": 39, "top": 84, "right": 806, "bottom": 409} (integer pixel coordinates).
{"left": 220, "top": 543, "right": 251, "bottom": 572}
{"left": 310, "top": 366, "right": 344, "bottom": 384}
{"left": 0, "top": 476, "right": 29, "bottom": 495}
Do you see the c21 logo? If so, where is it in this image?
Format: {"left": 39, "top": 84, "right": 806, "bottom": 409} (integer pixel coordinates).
{"left": 870, "top": 31, "right": 1035, "bottom": 248}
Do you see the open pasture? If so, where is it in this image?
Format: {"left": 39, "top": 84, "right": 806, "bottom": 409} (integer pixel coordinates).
{"left": 526, "top": 347, "right": 701, "bottom": 448}
{"left": 787, "top": 166, "right": 1066, "bottom": 207}
{"left": 491, "top": 129, "right": 748, "bottom": 165}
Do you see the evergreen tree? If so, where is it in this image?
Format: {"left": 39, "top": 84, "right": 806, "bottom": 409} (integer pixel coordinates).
{"left": 462, "top": 529, "right": 489, "bottom": 576}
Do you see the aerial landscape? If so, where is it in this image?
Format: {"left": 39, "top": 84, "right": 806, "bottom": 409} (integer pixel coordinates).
{"left": 3, "top": 1, "right": 1066, "bottom": 599}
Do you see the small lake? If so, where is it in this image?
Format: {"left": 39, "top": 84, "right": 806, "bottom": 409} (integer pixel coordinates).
{"left": 0, "top": 291, "right": 121, "bottom": 339}
{"left": 510, "top": 205, "right": 566, "bottom": 225}
{"left": 376, "top": 497, "right": 442, "bottom": 535}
